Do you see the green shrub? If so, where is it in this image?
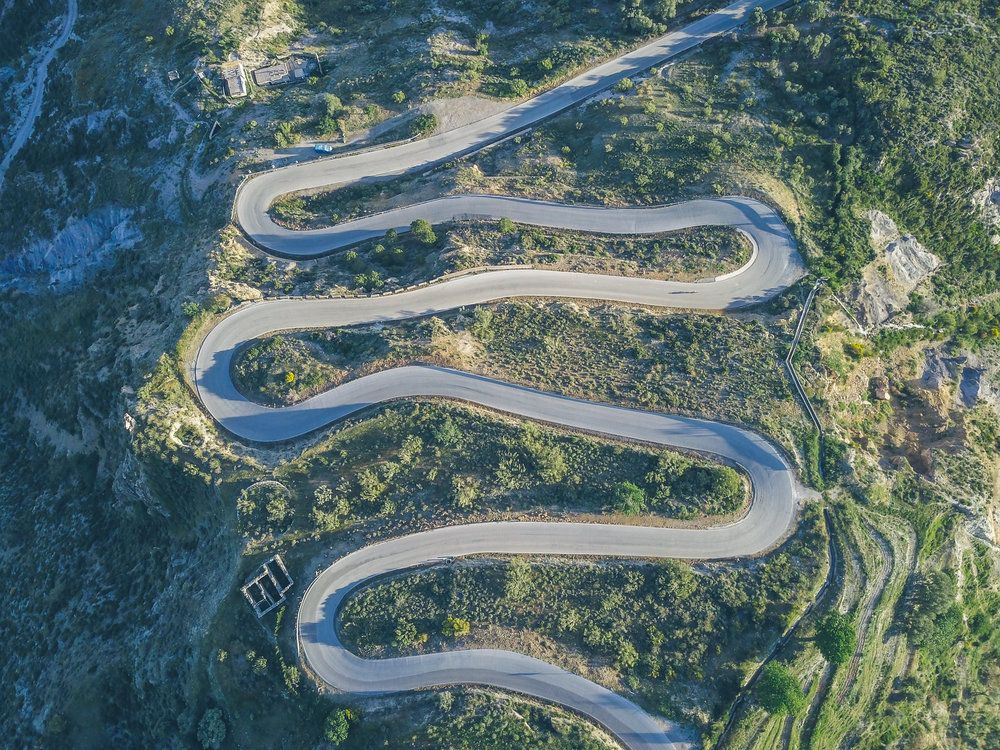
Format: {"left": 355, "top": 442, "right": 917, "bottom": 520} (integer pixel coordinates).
{"left": 272, "top": 121, "right": 297, "bottom": 147}
{"left": 756, "top": 663, "right": 806, "bottom": 715}
{"left": 409, "top": 218, "right": 437, "bottom": 245}
{"left": 324, "top": 709, "right": 353, "bottom": 745}
{"left": 442, "top": 615, "right": 471, "bottom": 637}
{"left": 815, "top": 612, "right": 856, "bottom": 664}
{"left": 451, "top": 475, "right": 480, "bottom": 508}
{"left": 612, "top": 481, "right": 647, "bottom": 515}
{"left": 508, "top": 78, "right": 530, "bottom": 98}
{"left": 412, "top": 113, "right": 437, "bottom": 136}
{"left": 197, "top": 708, "right": 226, "bottom": 750}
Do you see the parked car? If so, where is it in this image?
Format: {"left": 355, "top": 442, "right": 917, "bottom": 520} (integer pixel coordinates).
{"left": 314, "top": 143, "right": 335, "bottom": 153}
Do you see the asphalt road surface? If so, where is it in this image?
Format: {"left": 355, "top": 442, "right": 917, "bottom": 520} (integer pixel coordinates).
{"left": 235, "top": 0, "right": 790, "bottom": 258}
{"left": 196, "top": 2, "right": 805, "bottom": 749}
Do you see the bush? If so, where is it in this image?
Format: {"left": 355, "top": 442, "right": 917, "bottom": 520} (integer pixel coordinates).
{"left": 197, "top": 708, "right": 226, "bottom": 750}
{"left": 442, "top": 615, "right": 471, "bottom": 637}
{"left": 451, "top": 475, "right": 480, "bottom": 508}
{"left": 324, "top": 709, "right": 353, "bottom": 745}
{"left": 508, "top": 78, "right": 530, "bottom": 98}
{"left": 815, "top": 612, "right": 856, "bottom": 664}
{"left": 412, "top": 113, "right": 437, "bottom": 136}
{"left": 410, "top": 219, "right": 437, "bottom": 245}
{"left": 266, "top": 493, "right": 292, "bottom": 525}
{"left": 273, "top": 121, "right": 297, "bottom": 147}
{"left": 498, "top": 217, "right": 517, "bottom": 235}
{"left": 272, "top": 196, "right": 307, "bottom": 223}
{"left": 756, "top": 663, "right": 806, "bottom": 715}
{"left": 612, "top": 481, "right": 647, "bottom": 515}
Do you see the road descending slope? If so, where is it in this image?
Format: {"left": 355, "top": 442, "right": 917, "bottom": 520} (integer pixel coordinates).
{"left": 196, "top": 2, "right": 804, "bottom": 749}
{"left": 0, "top": 0, "right": 78, "bottom": 193}
{"left": 236, "top": 0, "right": 790, "bottom": 258}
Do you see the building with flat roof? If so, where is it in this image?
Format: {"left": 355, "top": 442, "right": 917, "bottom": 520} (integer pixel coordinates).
{"left": 253, "top": 61, "right": 290, "bottom": 87}
{"left": 252, "top": 56, "right": 313, "bottom": 87}
{"left": 221, "top": 62, "right": 247, "bottom": 98}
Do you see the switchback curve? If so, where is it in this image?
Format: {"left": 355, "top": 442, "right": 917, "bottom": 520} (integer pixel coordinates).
{"left": 195, "top": 2, "right": 807, "bottom": 749}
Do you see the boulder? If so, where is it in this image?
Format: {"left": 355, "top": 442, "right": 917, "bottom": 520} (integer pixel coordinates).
{"left": 870, "top": 376, "right": 891, "bottom": 401}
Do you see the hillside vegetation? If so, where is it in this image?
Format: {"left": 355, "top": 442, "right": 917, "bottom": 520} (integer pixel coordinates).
{"left": 1, "top": 1, "right": 998, "bottom": 749}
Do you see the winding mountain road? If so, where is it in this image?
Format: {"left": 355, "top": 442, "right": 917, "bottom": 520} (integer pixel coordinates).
{"left": 195, "top": 2, "right": 806, "bottom": 749}
{"left": 0, "top": 0, "right": 77, "bottom": 193}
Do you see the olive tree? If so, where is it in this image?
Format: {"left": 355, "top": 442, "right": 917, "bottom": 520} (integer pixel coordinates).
{"left": 815, "top": 612, "right": 856, "bottom": 664}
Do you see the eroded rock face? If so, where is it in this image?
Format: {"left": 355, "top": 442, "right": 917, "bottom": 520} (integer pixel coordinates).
{"left": 921, "top": 348, "right": 999, "bottom": 410}
{"left": 956, "top": 352, "right": 998, "bottom": 410}
{"left": 850, "top": 211, "right": 940, "bottom": 328}
{"left": 112, "top": 450, "right": 167, "bottom": 516}
{"left": 886, "top": 235, "right": 940, "bottom": 288}
{"left": 868, "top": 208, "right": 900, "bottom": 248}
{"left": 1, "top": 206, "right": 142, "bottom": 292}
{"left": 959, "top": 367, "right": 985, "bottom": 408}
{"left": 974, "top": 178, "right": 1000, "bottom": 245}
{"left": 922, "top": 349, "right": 956, "bottom": 392}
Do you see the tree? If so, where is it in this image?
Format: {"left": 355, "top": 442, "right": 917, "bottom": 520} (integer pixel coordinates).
{"left": 613, "top": 481, "right": 647, "bottom": 515}
{"left": 756, "top": 663, "right": 806, "bottom": 715}
{"left": 316, "top": 94, "right": 345, "bottom": 136}
{"left": 197, "top": 708, "right": 226, "bottom": 750}
{"left": 324, "top": 709, "right": 353, "bottom": 745}
{"left": 273, "top": 120, "right": 297, "bottom": 147}
{"left": 900, "top": 571, "right": 961, "bottom": 649}
{"left": 712, "top": 466, "right": 744, "bottom": 507}
{"left": 282, "top": 664, "right": 301, "bottom": 693}
{"left": 442, "top": 615, "right": 471, "bottom": 637}
{"left": 615, "top": 639, "right": 640, "bottom": 670}
{"left": 498, "top": 217, "right": 517, "bottom": 235}
{"left": 815, "top": 612, "right": 856, "bottom": 664}
{"left": 434, "top": 416, "right": 462, "bottom": 447}
{"left": 410, "top": 218, "right": 437, "bottom": 245}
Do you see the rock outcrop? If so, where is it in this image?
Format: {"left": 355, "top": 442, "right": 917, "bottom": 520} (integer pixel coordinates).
{"left": 1, "top": 206, "right": 142, "bottom": 292}
{"left": 921, "top": 348, "right": 998, "bottom": 410}
{"left": 974, "top": 178, "right": 1000, "bottom": 245}
{"left": 850, "top": 210, "right": 940, "bottom": 328}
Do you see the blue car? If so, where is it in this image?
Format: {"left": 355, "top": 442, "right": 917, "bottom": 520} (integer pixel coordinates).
{"left": 314, "top": 143, "right": 335, "bottom": 153}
